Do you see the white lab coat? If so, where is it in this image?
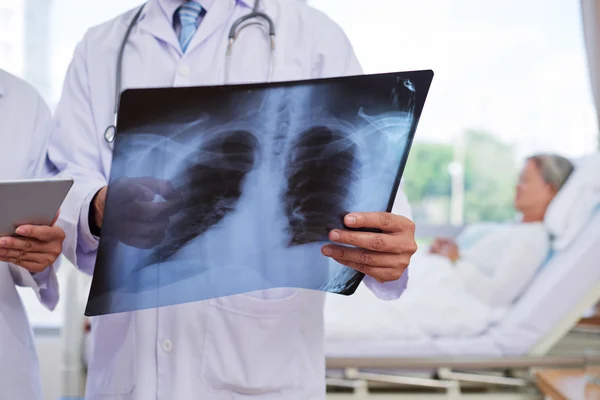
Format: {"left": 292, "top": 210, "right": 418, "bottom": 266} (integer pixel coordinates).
{"left": 48, "top": 1, "right": 412, "bottom": 399}
{"left": 0, "top": 69, "right": 60, "bottom": 400}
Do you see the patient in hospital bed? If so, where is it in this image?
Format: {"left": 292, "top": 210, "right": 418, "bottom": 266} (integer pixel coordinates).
{"left": 424, "top": 153, "right": 574, "bottom": 308}
{"left": 325, "top": 153, "right": 575, "bottom": 340}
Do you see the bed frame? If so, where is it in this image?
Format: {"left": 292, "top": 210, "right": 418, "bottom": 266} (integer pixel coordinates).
{"left": 326, "top": 201, "right": 600, "bottom": 398}
{"left": 324, "top": 279, "right": 600, "bottom": 398}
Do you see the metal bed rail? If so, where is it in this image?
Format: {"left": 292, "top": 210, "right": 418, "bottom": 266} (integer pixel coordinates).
{"left": 325, "top": 355, "right": 586, "bottom": 396}
{"left": 326, "top": 355, "right": 587, "bottom": 370}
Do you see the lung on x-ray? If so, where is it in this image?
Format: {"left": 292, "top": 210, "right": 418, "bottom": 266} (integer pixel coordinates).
{"left": 85, "top": 70, "right": 434, "bottom": 316}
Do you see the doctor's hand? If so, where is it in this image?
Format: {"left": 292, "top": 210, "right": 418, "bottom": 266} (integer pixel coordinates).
{"left": 93, "top": 177, "right": 184, "bottom": 249}
{"left": 0, "top": 211, "right": 65, "bottom": 273}
{"left": 321, "top": 212, "right": 417, "bottom": 283}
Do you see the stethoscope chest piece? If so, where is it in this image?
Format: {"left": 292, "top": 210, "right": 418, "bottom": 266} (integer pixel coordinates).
{"left": 104, "top": 125, "right": 117, "bottom": 143}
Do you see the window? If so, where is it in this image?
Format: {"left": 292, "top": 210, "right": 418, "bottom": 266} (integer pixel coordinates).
{"left": 0, "top": 3, "right": 21, "bottom": 74}
{"left": 308, "top": 0, "right": 598, "bottom": 232}
{"left": 0, "top": 41, "right": 12, "bottom": 64}
{"left": 0, "top": 7, "right": 14, "bottom": 28}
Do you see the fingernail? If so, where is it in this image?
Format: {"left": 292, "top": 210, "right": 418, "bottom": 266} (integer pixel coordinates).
{"left": 15, "top": 227, "right": 27, "bottom": 235}
{"left": 330, "top": 230, "right": 341, "bottom": 241}
{"left": 345, "top": 215, "right": 357, "bottom": 225}
{"left": 322, "top": 246, "right": 332, "bottom": 256}
{"left": 0, "top": 239, "right": 5, "bottom": 247}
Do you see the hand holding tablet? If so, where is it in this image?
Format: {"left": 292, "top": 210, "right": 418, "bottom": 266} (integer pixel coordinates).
{"left": 0, "top": 178, "right": 73, "bottom": 272}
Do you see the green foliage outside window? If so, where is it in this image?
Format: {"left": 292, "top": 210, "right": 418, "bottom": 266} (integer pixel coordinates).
{"left": 462, "top": 131, "right": 518, "bottom": 223}
{"left": 402, "top": 130, "right": 519, "bottom": 224}
{"left": 403, "top": 142, "right": 453, "bottom": 203}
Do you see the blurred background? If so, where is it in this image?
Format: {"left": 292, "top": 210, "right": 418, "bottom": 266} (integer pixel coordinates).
{"left": 0, "top": 0, "right": 598, "bottom": 398}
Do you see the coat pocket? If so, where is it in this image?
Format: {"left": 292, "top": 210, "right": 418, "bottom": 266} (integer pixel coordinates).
{"left": 85, "top": 312, "right": 136, "bottom": 396}
{"left": 200, "top": 290, "right": 304, "bottom": 395}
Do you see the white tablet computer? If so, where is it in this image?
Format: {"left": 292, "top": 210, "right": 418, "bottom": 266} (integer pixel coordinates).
{"left": 0, "top": 177, "right": 74, "bottom": 237}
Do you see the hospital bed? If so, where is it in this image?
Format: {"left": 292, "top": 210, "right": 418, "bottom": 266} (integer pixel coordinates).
{"left": 324, "top": 207, "right": 600, "bottom": 398}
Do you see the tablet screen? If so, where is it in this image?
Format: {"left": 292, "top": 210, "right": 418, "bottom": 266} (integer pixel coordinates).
{"left": 0, "top": 178, "right": 73, "bottom": 237}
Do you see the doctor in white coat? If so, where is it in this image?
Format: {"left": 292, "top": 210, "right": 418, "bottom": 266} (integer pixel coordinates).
{"left": 47, "top": 1, "right": 417, "bottom": 399}
{"left": 0, "top": 69, "right": 66, "bottom": 400}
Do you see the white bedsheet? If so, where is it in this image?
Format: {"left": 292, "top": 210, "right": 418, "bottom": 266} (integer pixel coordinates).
{"left": 324, "top": 251, "right": 505, "bottom": 341}
{"left": 325, "top": 211, "right": 600, "bottom": 359}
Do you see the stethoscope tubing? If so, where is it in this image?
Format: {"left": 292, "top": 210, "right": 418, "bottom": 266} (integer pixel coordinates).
{"left": 104, "top": 0, "right": 275, "bottom": 145}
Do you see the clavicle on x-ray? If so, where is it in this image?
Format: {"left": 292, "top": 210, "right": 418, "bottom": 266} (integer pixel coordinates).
{"left": 85, "top": 70, "right": 434, "bottom": 317}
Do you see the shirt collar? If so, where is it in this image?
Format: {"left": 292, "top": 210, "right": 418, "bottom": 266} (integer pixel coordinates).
{"left": 156, "top": 0, "right": 253, "bottom": 23}
{"left": 143, "top": 0, "right": 254, "bottom": 24}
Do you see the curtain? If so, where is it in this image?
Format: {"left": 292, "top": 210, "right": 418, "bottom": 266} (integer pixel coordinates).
{"left": 581, "top": 0, "right": 600, "bottom": 148}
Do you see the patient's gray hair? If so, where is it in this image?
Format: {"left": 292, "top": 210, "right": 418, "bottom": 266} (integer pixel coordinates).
{"left": 528, "top": 153, "right": 574, "bottom": 191}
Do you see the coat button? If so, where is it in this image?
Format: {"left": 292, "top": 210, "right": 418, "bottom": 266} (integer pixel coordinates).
{"left": 162, "top": 339, "right": 173, "bottom": 353}
{"left": 178, "top": 65, "right": 191, "bottom": 77}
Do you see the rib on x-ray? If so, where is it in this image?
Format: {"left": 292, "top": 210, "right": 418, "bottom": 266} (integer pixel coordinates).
{"left": 85, "top": 70, "right": 434, "bottom": 316}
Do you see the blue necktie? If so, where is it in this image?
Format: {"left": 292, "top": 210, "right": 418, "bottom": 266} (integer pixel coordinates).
{"left": 176, "top": 1, "right": 206, "bottom": 53}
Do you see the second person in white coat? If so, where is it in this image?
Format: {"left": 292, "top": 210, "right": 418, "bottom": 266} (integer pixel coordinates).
{"left": 0, "top": 69, "right": 67, "bottom": 400}
{"left": 47, "top": 1, "right": 418, "bottom": 399}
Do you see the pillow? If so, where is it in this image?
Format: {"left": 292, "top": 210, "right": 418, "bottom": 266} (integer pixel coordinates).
{"left": 544, "top": 153, "right": 600, "bottom": 251}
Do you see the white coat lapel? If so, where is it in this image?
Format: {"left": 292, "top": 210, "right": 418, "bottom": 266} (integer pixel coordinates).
{"left": 135, "top": 1, "right": 183, "bottom": 55}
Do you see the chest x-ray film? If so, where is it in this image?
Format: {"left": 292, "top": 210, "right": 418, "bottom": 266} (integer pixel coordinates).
{"left": 84, "top": 70, "right": 434, "bottom": 316}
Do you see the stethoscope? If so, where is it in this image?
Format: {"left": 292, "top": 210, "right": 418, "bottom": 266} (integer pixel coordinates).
{"left": 104, "top": 0, "right": 276, "bottom": 144}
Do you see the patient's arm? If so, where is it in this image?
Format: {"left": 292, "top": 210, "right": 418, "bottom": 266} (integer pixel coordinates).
{"left": 441, "top": 241, "right": 460, "bottom": 262}
{"left": 429, "top": 238, "right": 445, "bottom": 254}
{"left": 453, "top": 224, "right": 550, "bottom": 308}
{"left": 429, "top": 238, "right": 459, "bottom": 262}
